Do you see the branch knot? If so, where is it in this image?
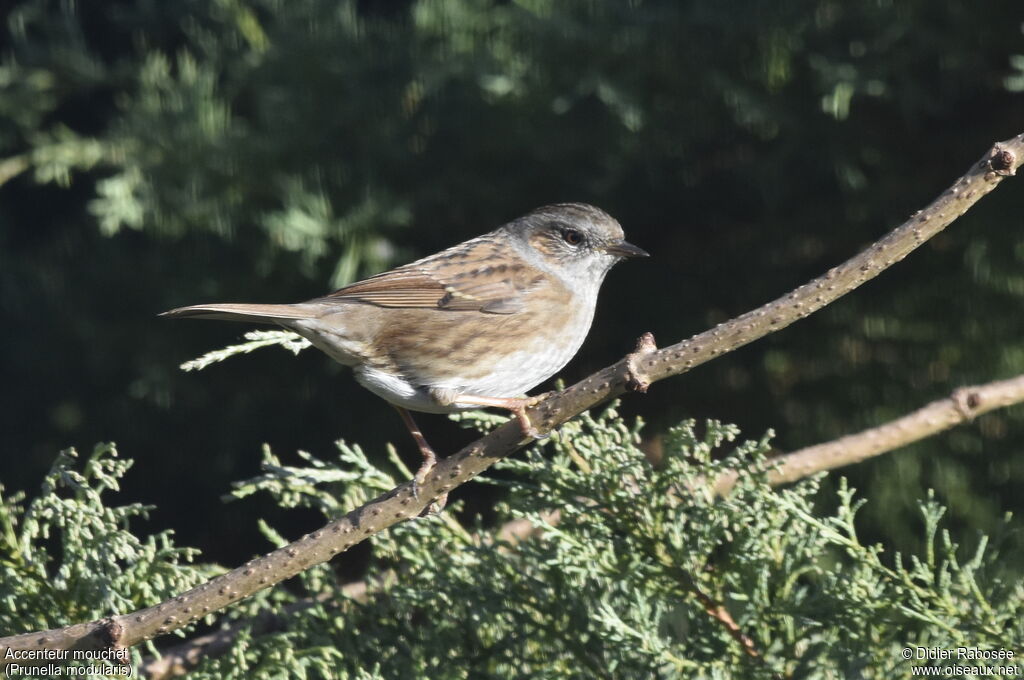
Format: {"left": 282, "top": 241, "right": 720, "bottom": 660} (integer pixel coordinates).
{"left": 952, "top": 388, "right": 982, "bottom": 420}
{"left": 625, "top": 332, "right": 657, "bottom": 393}
{"left": 985, "top": 145, "right": 1016, "bottom": 178}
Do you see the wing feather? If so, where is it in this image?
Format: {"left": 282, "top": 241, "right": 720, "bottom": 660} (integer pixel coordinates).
{"left": 317, "top": 234, "right": 540, "bottom": 314}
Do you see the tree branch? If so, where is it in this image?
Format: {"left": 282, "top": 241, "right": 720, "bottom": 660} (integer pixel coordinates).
{"left": 138, "top": 582, "right": 370, "bottom": 680}
{"left": 713, "top": 374, "right": 1024, "bottom": 497}
{"left": 1, "top": 133, "right": 1020, "bottom": 658}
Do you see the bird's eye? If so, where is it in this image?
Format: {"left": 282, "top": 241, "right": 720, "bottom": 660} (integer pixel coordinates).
{"left": 562, "top": 229, "right": 583, "bottom": 246}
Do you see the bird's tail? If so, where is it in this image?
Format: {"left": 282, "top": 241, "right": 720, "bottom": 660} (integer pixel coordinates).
{"left": 159, "top": 303, "right": 316, "bottom": 324}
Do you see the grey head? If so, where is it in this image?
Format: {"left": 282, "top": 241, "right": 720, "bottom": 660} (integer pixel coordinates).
{"left": 502, "top": 203, "right": 648, "bottom": 293}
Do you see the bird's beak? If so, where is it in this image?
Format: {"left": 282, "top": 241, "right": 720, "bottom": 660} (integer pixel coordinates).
{"left": 604, "top": 239, "right": 649, "bottom": 258}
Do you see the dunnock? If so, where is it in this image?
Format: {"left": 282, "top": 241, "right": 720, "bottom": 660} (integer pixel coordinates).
{"left": 163, "top": 203, "right": 646, "bottom": 493}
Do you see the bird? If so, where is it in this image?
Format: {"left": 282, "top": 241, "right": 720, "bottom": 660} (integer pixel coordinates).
{"left": 162, "top": 203, "right": 647, "bottom": 498}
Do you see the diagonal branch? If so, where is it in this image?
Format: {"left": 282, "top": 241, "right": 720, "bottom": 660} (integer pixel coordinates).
{"left": 713, "top": 374, "right": 1024, "bottom": 497}
{"left": 1, "top": 133, "right": 1020, "bottom": 657}
{"left": 138, "top": 581, "right": 372, "bottom": 680}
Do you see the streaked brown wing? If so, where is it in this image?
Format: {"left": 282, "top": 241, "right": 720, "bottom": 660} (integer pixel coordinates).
{"left": 319, "top": 234, "right": 543, "bottom": 314}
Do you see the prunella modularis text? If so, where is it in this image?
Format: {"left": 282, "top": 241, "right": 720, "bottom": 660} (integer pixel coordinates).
{"left": 163, "top": 203, "right": 647, "bottom": 496}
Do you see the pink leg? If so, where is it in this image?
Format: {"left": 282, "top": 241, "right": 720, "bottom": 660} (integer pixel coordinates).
{"left": 448, "top": 394, "right": 546, "bottom": 439}
{"left": 393, "top": 407, "right": 446, "bottom": 509}
{"left": 395, "top": 406, "right": 436, "bottom": 477}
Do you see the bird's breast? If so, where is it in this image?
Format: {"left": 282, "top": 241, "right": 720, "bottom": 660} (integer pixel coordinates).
{"left": 289, "top": 280, "right": 598, "bottom": 412}
{"left": 380, "top": 281, "right": 597, "bottom": 399}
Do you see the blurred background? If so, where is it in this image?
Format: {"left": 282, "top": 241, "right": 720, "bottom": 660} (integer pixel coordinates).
{"left": 1, "top": 0, "right": 1022, "bottom": 571}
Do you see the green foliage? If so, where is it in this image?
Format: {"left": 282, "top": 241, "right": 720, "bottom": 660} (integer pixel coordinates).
{"left": 2, "top": 411, "right": 1020, "bottom": 676}
{"left": 0, "top": 445, "right": 215, "bottom": 663}
{"left": 179, "top": 330, "right": 310, "bottom": 372}
{"left": 131, "top": 407, "right": 1022, "bottom": 678}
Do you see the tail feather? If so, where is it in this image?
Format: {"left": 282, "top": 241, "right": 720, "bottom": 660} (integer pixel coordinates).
{"left": 159, "top": 303, "right": 315, "bottom": 324}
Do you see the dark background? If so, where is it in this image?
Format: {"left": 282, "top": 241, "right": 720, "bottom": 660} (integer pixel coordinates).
{"left": 1, "top": 0, "right": 1022, "bottom": 571}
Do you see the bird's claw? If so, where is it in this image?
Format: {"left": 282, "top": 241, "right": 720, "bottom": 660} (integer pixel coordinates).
{"left": 413, "top": 480, "right": 447, "bottom": 516}
{"left": 423, "top": 492, "right": 448, "bottom": 515}
{"left": 412, "top": 454, "right": 448, "bottom": 514}
{"left": 411, "top": 453, "right": 437, "bottom": 502}
{"left": 515, "top": 392, "right": 556, "bottom": 440}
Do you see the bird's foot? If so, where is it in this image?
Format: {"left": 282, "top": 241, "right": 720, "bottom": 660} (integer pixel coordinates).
{"left": 444, "top": 392, "right": 554, "bottom": 441}
{"left": 422, "top": 492, "right": 448, "bottom": 516}
{"left": 391, "top": 403, "right": 444, "bottom": 510}
{"left": 410, "top": 448, "right": 437, "bottom": 501}
{"left": 508, "top": 400, "right": 543, "bottom": 440}
{"left": 511, "top": 392, "right": 556, "bottom": 441}
{"left": 411, "top": 454, "right": 448, "bottom": 515}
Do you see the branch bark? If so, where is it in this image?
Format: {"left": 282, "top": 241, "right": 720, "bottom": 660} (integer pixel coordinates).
{"left": 1, "top": 133, "right": 1020, "bottom": 659}
{"left": 138, "top": 582, "right": 371, "bottom": 680}
{"left": 713, "top": 374, "right": 1024, "bottom": 496}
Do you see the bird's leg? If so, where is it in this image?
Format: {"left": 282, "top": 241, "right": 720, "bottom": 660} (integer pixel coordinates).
{"left": 448, "top": 394, "right": 550, "bottom": 440}
{"left": 393, "top": 406, "right": 446, "bottom": 510}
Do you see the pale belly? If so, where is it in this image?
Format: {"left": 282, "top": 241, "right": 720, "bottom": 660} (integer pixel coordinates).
{"left": 287, "top": 293, "right": 597, "bottom": 414}
{"left": 352, "top": 308, "right": 594, "bottom": 414}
